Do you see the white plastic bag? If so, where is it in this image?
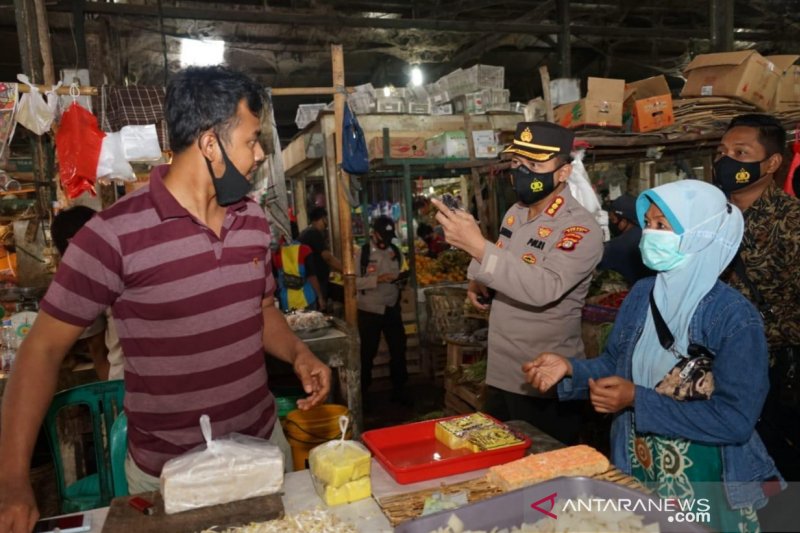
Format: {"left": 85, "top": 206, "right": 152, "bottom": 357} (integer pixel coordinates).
{"left": 120, "top": 124, "right": 161, "bottom": 161}
{"left": 160, "top": 414, "right": 284, "bottom": 515}
{"left": 308, "top": 416, "right": 372, "bottom": 506}
{"left": 15, "top": 74, "right": 57, "bottom": 135}
{"left": 568, "top": 149, "right": 609, "bottom": 241}
{"left": 97, "top": 132, "right": 135, "bottom": 182}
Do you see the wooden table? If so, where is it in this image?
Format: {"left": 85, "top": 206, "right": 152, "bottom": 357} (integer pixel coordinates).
{"left": 56, "top": 469, "right": 392, "bottom": 532}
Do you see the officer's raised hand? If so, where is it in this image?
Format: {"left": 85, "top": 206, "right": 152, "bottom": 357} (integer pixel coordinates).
{"left": 431, "top": 198, "right": 487, "bottom": 261}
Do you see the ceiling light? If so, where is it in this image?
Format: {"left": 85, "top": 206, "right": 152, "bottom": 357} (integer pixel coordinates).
{"left": 410, "top": 66, "right": 423, "bottom": 87}
{"left": 180, "top": 39, "right": 225, "bottom": 67}
{"left": 383, "top": 86, "right": 392, "bottom": 97}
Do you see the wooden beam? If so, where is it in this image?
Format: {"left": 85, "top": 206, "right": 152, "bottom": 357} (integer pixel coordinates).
{"left": 709, "top": 0, "right": 734, "bottom": 52}
{"left": 48, "top": 1, "right": 770, "bottom": 41}
{"left": 557, "top": 0, "right": 571, "bottom": 78}
{"left": 331, "top": 44, "right": 357, "bottom": 328}
{"left": 539, "top": 66, "right": 554, "bottom": 123}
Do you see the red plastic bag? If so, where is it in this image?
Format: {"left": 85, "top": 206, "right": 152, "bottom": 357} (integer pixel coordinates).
{"left": 784, "top": 127, "right": 800, "bottom": 197}
{"left": 55, "top": 102, "right": 105, "bottom": 198}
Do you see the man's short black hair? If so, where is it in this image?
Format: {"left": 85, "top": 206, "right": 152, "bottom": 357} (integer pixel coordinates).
{"left": 309, "top": 207, "right": 328, "bottom": 223}
{"left": 727, "top": 114, "right": 786, "bottom": 157}
{"left": 51, "top": 205, "right": 96, "bottom": 256}
{"left": 165, "top": 66, "right": 264, "bottom": 153}
{"left": 417, "top": 223, "right": 433, "bottom": 239}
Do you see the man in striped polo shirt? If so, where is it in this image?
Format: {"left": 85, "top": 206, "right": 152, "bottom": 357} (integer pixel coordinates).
{"left": 0, "top": 67, "right": 331, "bottom": 531}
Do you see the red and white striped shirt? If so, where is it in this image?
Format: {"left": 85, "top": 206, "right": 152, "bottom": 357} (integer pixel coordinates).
{"left": 41, "top": 167, "right": 277, "bottom": 476}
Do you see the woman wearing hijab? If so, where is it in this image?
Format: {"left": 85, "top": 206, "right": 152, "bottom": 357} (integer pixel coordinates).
{"left": 524, "top": 180, "right": 783, "bottom": 532}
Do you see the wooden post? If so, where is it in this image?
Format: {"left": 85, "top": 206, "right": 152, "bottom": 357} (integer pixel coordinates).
{"left": 539, "top": 66, "right": 554, "bottom": 123}
{"left": 33, "top": 0, "right": 55, "bottom": 86}
{"left": 331, "top": 44, "right": 357, "bottom": 327}
{"left": 463, "top": 115, "right": 487, "bottom": 235}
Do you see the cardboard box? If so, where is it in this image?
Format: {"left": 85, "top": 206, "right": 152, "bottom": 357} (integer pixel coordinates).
{"left": 768, "top": 55, "right": 800, "bottom": 112}
{"left": 681, "top": 50, "right": 779, "bottom": 111}
{"left": 431, "top": 103, "right": 454, "bottom": 116}
{"left": 554, "top": 77, "right": 625, "bottom": 129}
{"left": 367, "top": 136, "right": 427, "bottom": 159}
{"left": 408, "top": 102, "right": 431, "bottom": 115}
{"left": 426, "top": 131, "right": 468, "bottom": 158}
{"left": 624, "top": 75, "right": 675, "bottom": 132}
{"left": 472, "top": 130, "right": 500, "bottom": 158}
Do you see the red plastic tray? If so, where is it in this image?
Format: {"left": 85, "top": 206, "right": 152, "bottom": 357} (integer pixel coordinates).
{"left": 361, "top": 414, "right": 531, "bottom": 484}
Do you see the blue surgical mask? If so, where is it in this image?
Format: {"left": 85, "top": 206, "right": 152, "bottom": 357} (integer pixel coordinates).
{"left": 639, "top": 229, "right": 687, "bottom": 271}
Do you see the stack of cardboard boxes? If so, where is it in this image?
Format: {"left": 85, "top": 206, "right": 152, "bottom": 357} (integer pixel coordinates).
{"left": 551, "top": 50, "right": 800, "bottom": 134}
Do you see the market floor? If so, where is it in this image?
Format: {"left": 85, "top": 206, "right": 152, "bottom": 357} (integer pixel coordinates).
{"left": 362, "top": 373, "right": 446, "bottom": 431}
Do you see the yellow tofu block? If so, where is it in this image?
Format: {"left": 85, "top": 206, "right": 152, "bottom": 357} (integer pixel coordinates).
{"left": 435, "top": 413, "right": 494, "bottom": 450}
{"left": 466, "top": 427, "right": 523, "bottom": 452}
{"left": 322, "top": 476, "right": 372, "bottom": 506}
{"left": 310, "top": 444, "right": 371, "bottom": 488}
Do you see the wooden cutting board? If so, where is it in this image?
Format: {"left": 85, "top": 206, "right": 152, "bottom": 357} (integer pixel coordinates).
{"left": 102, "top": 491, "right": 284, "bottom": 533}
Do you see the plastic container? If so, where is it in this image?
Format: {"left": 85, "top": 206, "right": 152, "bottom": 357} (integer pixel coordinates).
{"left": 275, "top": 396, "right": 301, "bottom": 418}
{"left": 395, "top": 476, "right": 709, "bottom": 533}
{"left": 361, "top": 414, "right": 530, "bottom": 484}
{"left": 283, "top": 404, "right": 350, "bottom": 471}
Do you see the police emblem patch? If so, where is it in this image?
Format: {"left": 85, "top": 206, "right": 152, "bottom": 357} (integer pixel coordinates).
{"left": 521, "top": 252, "right": 537, "bottom": 264}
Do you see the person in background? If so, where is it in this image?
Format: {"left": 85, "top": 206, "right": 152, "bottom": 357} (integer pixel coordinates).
{"left": 596, "top": 194, "right": 654, "bottom": 285}
{"left": 50, "top": 206, "right": 124, "bottom": 382}
{"left": 525, "top": 180, "right": 782, "bottom": 532}
{"left": 432, "top": 122, "right": 603, "bottom": 445}
{"left": 273, "top": 237, "right": 324, "bottom": 312}
{"left": 0, "top": 66, "right": 331, "bottom": 532}
{"left": 299, "top": 207, "right": 342, "bottom": 309}
{"left": 416, "top": 222, "right": 446, "bottom": 258}
{"left": 356, "top": 216, "right": 408, "bottom": 405}
{"left": 713, "top": 114, "right": 800, "bottom": 484}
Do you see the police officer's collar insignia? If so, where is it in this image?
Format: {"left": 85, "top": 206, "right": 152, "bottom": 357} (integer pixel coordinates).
{"left": 736, "top": 168, "right": 751, "bottom": 183}
{"left": 520, "top": 127, "right": 533, "bottom": 143}
{"left": 538, "top": 226, "right": 553, "bottom": 238}
{"left": 545, "top": 196, "right": 565, "bottom": 217}
{"left": 506, "top": 215, "right": 515, "bottom": 226}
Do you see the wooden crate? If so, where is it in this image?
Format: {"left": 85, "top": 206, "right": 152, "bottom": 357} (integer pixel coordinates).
{"left": 443, "top": 340, "right": 487, "bottom": 413}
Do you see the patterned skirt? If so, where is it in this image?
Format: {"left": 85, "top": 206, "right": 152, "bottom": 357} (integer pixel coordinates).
{"left": 630, "top": 431, "right": 760, "bottom": 533}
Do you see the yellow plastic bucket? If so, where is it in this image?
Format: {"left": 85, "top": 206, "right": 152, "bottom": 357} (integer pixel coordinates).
{"left": 283, "top": 404, "right": 351, "bottom": 471}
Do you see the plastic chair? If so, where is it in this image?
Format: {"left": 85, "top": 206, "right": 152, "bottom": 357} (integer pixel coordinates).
{"left": 109, "top": 412, "right": 128, "bottom": 497}
{"left": 43, "top": 380, "right": 125, "bottom": 513}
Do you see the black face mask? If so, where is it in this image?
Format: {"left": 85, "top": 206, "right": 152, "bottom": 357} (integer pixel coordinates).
{"left": 712, "top": 155, "right": 765, "bottom": 196}
{"left": 204, "top": 137, "right": 253, "bottom": 206}
{"left": 511, "top": 164, "right": 559, "bottom": 206}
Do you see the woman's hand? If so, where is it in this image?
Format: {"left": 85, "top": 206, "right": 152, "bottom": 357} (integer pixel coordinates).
{"left": 522, "top": 353, "right": 572, "bottom": 392}
{"left": 589, "top": 376, "right": 635, "bottom": 413}
{"left": 377, "top": 273, "right": 397, "bottom": 283}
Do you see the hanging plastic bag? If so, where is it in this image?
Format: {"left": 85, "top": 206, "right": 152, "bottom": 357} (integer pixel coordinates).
{"left": 341, "top": 103, "right": 369, "bottom": 175}
{"left": 568, "top": 149, "right": 608, "bottom": 239}
{"left": 120, "top": 124, "right": 162, "bottom": 161}
{"left": 55, "top": 102, "right": 105, "bottom": 198}
{"left": 96, "top": 132, "right": 135, "bottom": 182}
{"left": 784, "top": 128, "right": 800, "bottom": 197}
{"left": 159, "top": 414, "right": 284, "bottom": 515}
{"left": 308, "top": 415, "right": 372, "bottom": 506}
{"left": 15, "top": 74, "right": 56, "bottom": 135}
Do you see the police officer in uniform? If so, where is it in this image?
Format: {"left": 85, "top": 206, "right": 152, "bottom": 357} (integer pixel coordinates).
{"left": 433, "top": 122, "right": 603, "bottom": 444}
{"left": 356, "top": 216, "right": 409, "bottom": 404}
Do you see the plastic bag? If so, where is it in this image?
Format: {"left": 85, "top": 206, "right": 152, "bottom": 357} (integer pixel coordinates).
{"left": 308, "top": 416, "right": 371, "bottom": 506}
{"left": 120, "top": 124, "right": 162, "bottom": 161}
{"left": 567, "top": 149, "right": 608, "bottom": 238}
{"left": 15, "top": 74, "right": 58, "bottom": 136}
{"left": 55, "top": 102, "right": 105, "bottom": 198}
{"left": 159, "top": 414, "right": 284, "bottom": 515}
{"left": 341, "top": 103, "right": 369, "bottom": 175}
{"left": 96, "top": 132, "right": 135, "bottom": 182}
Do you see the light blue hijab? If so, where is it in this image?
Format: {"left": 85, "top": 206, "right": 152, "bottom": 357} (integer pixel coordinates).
{"left": 631, "top": 180, "right": 744, "bottom": 388}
